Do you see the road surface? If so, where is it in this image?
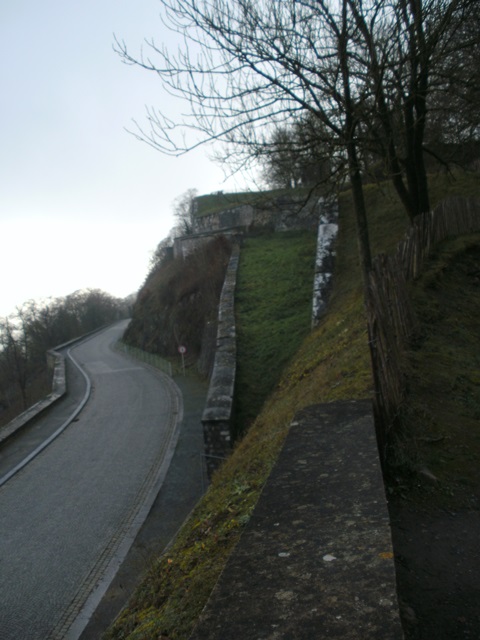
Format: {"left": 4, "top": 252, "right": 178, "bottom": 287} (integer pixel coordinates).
{"left": 0, "top": 322, "right": 184, "bottom": 639}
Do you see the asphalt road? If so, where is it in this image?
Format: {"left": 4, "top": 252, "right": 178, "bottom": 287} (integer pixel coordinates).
{"left": 0, "top": 321, "right": 200, "bottom": 640}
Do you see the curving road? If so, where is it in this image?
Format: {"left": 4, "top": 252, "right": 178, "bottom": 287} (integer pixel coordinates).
{"left": 0, "top": 322, "right": 185, "bottom": 639}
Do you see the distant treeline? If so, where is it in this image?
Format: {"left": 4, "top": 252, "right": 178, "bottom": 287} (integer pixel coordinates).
{"left": 0, "top": 289, "right": 129, "bottom": 424}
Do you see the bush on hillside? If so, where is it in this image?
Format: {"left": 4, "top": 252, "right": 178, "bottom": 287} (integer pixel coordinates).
{"left": 124, "top": 236, "right": 232, "bottom": 375}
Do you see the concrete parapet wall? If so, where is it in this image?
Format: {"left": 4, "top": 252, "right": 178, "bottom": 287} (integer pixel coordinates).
{"left": 175, "top": 194, "right": 339, "bottom": 268}
{"left": 193, "top": 204, "right": 255, "bottom": 234}
{"left": 201, "top": 244, "right": 240, "bottom": 478}
{"left": 173, "top": 229, "right": 241, "bottom": 260}
{"left": 190, "top": 400, "right": 403, "bottom": 639}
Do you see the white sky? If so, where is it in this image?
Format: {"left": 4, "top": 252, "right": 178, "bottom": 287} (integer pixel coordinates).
{"left": 0, "top": 0, "right": 253, "bottom": 318}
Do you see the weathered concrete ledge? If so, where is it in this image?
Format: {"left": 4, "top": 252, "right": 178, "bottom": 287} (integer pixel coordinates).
{"left": 201, "top": 244, "right": 240, "bottom": 478}
{"left": 190, "top": 400, "right": 404, "bottom": 639}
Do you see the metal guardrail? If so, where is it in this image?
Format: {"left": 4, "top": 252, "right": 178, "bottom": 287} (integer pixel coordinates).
{"left": 116, "top": 341, "right": 173, "bottom": 377}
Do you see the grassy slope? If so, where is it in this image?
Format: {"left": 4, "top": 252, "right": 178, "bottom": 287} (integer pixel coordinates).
{"left": 234, "top": 230, "right": 317, "bottom": 437}
{"left": 394, "top": 234, "right": 480, "bottom": 508}
{"left": 105, "top": 170, "right": 479, "bottom": 640}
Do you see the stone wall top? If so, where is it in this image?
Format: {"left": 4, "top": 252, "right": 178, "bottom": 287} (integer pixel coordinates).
{"left": 202, "top": 244, "right": 239, "bottom": 424}
{"left": 193, "top": 194, "right": 334, "bottom": 236}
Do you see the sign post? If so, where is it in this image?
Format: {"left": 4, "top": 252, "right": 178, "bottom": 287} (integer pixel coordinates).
{"left": 178, "top": 345, "right": 187, "bottom": 376}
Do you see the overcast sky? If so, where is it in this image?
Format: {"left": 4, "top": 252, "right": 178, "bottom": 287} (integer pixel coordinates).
{"left": 0, "top": 0, "right": 252, "bottom": 317}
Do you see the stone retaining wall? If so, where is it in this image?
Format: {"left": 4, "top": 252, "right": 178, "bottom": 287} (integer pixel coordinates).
{"left": 201, "top": 244, "right": 240, "bottom": 478}
{"left": 173, "top": 229, "right": 242, "bottom": 260}
{"left": 193, "top": 195, "right": 321, "bottom": 235}
{"left": 199, "top": 197, "right": 339, "bottom": 477}
{"left": 174, "top": 194, "right": 335, "bottom": 259}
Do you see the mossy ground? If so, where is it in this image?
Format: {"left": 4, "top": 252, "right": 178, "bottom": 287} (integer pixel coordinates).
{"left": 391, "top": 235, "right": 480, "bottom": 510}
{"left": 105, "top": 170, "right": 479, "bottom": 640}
{"left": 388, "top": 232, "right": 480, "bottom": 640}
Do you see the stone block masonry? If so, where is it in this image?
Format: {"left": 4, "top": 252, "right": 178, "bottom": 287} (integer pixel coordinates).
{"left": 174, "top": 192, "right": 329, "bottom": 259}
{"left": 201, "top": 244, "right": 240, "bottom": 478}
{"left": 192, "top": 192, "right": 321, "bottom": 236}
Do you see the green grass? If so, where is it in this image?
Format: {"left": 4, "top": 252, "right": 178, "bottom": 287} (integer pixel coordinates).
{"left": 105, "top": 169, "right": 479, "bottom": 640}
{"left": 233, "top": 230, "right": 317, "bottom": 437}
{"left": 392, "top": 235, "right": 480, "bottom": 508}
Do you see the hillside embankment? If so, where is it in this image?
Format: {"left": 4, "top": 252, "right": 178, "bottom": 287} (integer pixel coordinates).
{"left": 124, "top": 236, "right": 232, "bottom": 378}
{"left": 106, "top": 171, "right": 480, "bottom": 640}
{"left": 388, "top": 235, "right": 480, "bottom": 639}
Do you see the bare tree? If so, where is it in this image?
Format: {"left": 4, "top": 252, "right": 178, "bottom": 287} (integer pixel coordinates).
{"left": 173, "top": 188, "right": 199, "bottom": 235}
{"left": 423, "top": 1, "right": 480, "bottom": 168}
{"left": 149, "top": 234, "right": 175, "bottom": 272}
{"left": 260, "top": 118, "right": 335, "bottom": 190}
{"left": 115, "top": 0, "right": 478, "bottom": 278}
{"left": 346, "top": 0, "right": 479, "bottom": 219}
{"left": 0, "top": 315, "right": 29, "bottom": 409}
{"left": 0, "top": 291, "right": 127, "bottom": 415}
{"left": 115, "top": 0, "right": 375, "bottom": 283}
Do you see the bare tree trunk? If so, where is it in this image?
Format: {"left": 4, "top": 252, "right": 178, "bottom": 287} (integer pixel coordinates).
{"left": 339, "top": 0, "right": 372, "bottom": 289}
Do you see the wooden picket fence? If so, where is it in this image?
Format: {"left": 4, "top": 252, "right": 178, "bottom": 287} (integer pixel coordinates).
{"left": 367, "top": 196, "right": 480, "bottom": 465}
